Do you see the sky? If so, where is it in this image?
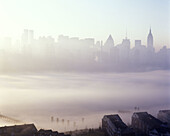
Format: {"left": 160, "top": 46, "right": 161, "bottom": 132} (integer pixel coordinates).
{"left": 0, "top": 0, "right": 169, "bottom": 49}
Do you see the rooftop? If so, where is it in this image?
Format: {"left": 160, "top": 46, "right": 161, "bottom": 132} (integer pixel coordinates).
{"left": 159, "top": 110, "right": 170, "bottom": 114}
{"left": 133, "top": 112, "right": 163, "bottom": 128}
{"left": 0, "top": 124, "right": 37, "bottom": 136}
{"left": 104, "top": 114, "right": 127, "bottom": 129}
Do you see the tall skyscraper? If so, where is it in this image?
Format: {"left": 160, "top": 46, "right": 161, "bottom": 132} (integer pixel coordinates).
{"left": 103, "top": 35, "right": 114, "bottom": 53}
{"left": 147, "top": 28, "right": 153, "bottom": 49}
{"left": 21, "top": 29, "right": 34, "bottom": 45}
{"left": 122, "top": 38, "right": 130, "bottom": 49}
{"left": 22, "top": 29, "right": 28, "bottom": 45}
{"left": 135, "top": 40, "right": 141, "bottom": 47}
{"left": 21, "top": 29, "right": 34, "bottom": 54}
{"left": 28, "top": 30, "right": 34, "bottom": 44}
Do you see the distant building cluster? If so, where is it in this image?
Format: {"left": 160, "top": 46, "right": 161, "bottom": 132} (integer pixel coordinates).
{"left": 102, "top": 110, "right": 170, "bottom": 136}
{"left": 0, "top": 29, "right": 169, "bottom": 72}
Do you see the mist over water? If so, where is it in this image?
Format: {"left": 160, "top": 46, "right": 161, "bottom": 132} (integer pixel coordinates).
{"left": 0, "top": 0, "right": 169, "bottom": 134}
{"left": 0, "top": 70, "right": 170, "bottom": 131}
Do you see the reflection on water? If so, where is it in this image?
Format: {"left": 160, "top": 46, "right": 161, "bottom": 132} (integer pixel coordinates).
{"left": 0, "top": 71, "right": 170, "bottom": 131}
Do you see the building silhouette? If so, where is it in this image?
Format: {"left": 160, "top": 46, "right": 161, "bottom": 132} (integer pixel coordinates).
{"left": 147, "top": 28, "right": 154, "bottom": 52}
{"left": 0, "top": 28, "right": 169, "bottom": 72}
{"left": 102, "top": 114, "right": 135, "bottom": 136}
{"left": 103, "top": 34, "right": 114, "bottom": 53}
{"left": 132, "top": 112, "right": 170, "bottom": 136}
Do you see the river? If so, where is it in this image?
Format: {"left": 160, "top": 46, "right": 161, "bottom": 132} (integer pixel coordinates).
{"left": 0, "top": 70, "right": 170, "bottom": 132}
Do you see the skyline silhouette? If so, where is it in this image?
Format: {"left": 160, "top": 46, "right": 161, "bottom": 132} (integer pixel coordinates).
{"left": 0, "top": 0, "right": 169, "bottom": 134}
{"left": 0, "top": 0, "right": 169, "bottom": 48}
{"left": 0, "top": 28, "right": 169, "bottom": 72}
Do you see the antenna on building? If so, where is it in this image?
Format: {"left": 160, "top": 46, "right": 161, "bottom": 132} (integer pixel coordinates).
{"left": 149, "top": 25, "right": 151, "bottom": 33}
{"left": 125, "top": 27, "right": 127, "bottom": 39}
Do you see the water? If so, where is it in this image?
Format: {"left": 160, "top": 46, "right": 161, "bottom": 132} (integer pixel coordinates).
{"left": 0, "top": 70, "right": 170, "bottom": 132}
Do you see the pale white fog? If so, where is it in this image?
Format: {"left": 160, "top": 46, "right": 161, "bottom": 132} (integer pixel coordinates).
{"left": 0, "top": 26, "right": 170, "bottom": 73}
{"left": 0, "top": 0, "right": 170, "bottom": 135}
{"left": 0, "top": 71, "right": 169, "bottom": 131}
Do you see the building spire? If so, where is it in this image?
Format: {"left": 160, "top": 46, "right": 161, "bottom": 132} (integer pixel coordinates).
{"left": 149, "top": 26, "right": 151, "bottom": 34}
{"left": 125, "top": 27, "right": 127, "bottom": 39}
{"left": 147, "top": 27, "right": 153, "bottom": 49}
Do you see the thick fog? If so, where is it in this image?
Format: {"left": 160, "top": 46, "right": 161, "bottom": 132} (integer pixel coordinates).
{"left": 0, "top": 29, "right": 169, "bottom": 132}
{"left": 0, "top": 71, "right": 169, "bottom": 131}
{"left": 0, "top": 0, "right": 169, "bottom": 134}
{"left": 0, "top": 29, "right": 169, "bottom": 73}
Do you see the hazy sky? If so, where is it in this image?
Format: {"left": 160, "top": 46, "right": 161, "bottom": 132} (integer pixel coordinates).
{"left": 0, "top": 0, "right": 169, "bottom": 49}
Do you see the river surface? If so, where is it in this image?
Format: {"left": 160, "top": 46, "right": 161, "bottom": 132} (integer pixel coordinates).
{"left": 0, "top": 70, "right": 170, "bottom": 132}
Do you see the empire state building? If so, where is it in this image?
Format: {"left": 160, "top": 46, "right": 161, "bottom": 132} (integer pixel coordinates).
{"left": 147, "top": 28, "right": 154, "bottom": 51}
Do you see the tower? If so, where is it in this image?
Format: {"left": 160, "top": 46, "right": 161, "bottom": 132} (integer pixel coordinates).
{"left": 28, "top": 30, "right": 34, "bottom": 44}
{"left": 146, "top": 28, "right": 155, "bottom": 65}
{"left": 103, "top": 34, "right": 114, "bottom": 52}
{"left": 147, "top": 28, "right": 153, "bottom": 49}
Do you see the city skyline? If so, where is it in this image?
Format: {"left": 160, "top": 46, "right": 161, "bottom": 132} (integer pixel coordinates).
{"left": 0, "top": 28, "right": 169, "bottom": 73}
{"left": 0, "top": 0, "right": 169, "bottom": 50}
{"left": 0, "top": 1, "right": 170, "bottom": 134}
{"left": 0, "top": 27, "right": 169, "bottom": 51}
{"left": 0, "top": 28, "right": 166, "bottom": 51}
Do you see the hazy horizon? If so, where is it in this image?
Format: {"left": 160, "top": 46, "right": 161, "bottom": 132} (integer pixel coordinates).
{"left": 0, "top": 0, "right": 170, "bottom": 134}
{"left": 0, "top": 0, "right": 169, "bottom": 50}
{"left": 0, "top": 70, "right": 169, "bottom": 131}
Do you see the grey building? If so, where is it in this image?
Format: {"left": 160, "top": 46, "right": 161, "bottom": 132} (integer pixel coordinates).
{"left": 35, "top": 129, "right": 71, "bottom": 136}
{"left": 0, "top": 124, "right": 37, "bottom": 136}
{"left": 102, "top": 114, "right": 135, "bottom": 136}
{"left": 147, "top": 28, "right": 154, "bottom": 51}
{"left": 132, "top": 112, "right": 170, "bottom": 136}
{"left": 157, "top": 110, "right": 170, "bottom": 126}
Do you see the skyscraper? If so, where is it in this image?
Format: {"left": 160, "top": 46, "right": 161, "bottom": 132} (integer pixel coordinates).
{"left": 135, "top": 40, "right": 141, "bottom": 47}
{"left": 147, "top": 28, "right": 153, "bottom": 49}
{"left": 146, "top": 28, "right": 155, "bottom": 65}
{"left": 21, "top": 29, "right": 34, "bottom": 45}
{"left": 103, "top": 35, "right": 114, "bottom": 53}
{"left": 22, "top": 29, "right": 28, "bottom": 45}
{"left": 28, "top": 30, "right": 34, "bottom": 44}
